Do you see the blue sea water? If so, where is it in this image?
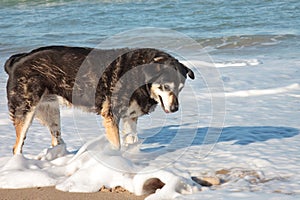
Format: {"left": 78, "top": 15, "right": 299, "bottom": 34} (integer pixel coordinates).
{"left": 0, "top": 0, "right": 299, "bottom": 94}
{"left": 0, "top": 0, "right": 299, "bottom": 58}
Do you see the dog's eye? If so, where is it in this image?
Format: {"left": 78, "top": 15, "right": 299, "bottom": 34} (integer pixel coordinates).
{"left": 163, "top": 85, "right": 171, "bottom": 91}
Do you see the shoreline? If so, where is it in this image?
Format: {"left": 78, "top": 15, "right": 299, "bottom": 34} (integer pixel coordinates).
{"left": 0, "top": 186, "right": 147, "bottom": 200}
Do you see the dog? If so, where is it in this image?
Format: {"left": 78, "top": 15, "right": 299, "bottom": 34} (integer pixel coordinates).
{"left": 4, "top": 46, "right": 194, "bottom": 154}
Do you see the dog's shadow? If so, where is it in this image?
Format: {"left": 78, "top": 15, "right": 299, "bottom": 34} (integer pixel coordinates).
{"left": 139, "top": 125, "right": 299, "bottom": 152}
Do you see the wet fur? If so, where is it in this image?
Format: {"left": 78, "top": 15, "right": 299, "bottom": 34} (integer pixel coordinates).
{"left": 5, "top": 46, "right": 194, "bottom": 154}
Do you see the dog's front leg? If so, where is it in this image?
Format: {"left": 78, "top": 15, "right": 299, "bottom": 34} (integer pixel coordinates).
{"left": 122, "top": 117, "right": 138, "bottom": 145}
{"left": 102, "top": 116, "right": 120, "bottom": 149}
{"left": 100, "top": 99, "right": 120, "bottom": 150}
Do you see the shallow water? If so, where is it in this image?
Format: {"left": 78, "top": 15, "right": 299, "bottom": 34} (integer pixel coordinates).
{"left": 0, "top": 0, "right": 299, "bottom": 152}
{"left": 0, "top": 1, "right": 300, "bottom": 199}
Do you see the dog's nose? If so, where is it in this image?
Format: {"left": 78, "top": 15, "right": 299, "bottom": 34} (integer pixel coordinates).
{"left": 170, "top": 98, "right": 179, "bottom": 112}
{"left": 170, "top": 104, "right": 178, "bottom": 112}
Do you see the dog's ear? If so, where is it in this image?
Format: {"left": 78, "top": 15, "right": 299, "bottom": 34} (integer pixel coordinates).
{"left": 185, "top": 67, "right": 195, "bottom": 79}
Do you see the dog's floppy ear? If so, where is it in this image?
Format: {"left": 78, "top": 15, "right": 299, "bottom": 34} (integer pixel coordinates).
{"left": 185, "top": 67, "right": 195, "bottom": 79}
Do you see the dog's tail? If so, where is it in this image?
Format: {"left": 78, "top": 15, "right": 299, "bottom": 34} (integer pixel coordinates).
{"left": 4, "top": 53, "right": 27, "bottom": 74}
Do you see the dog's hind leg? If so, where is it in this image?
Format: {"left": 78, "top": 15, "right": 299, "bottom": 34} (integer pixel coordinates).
{"left": 7, "top": 76, "right": 46, "bottom": 154}
{"left": 12, "top": 109, "right": 36, "bottom": 155}
{"left": 9, "top": 95, "right": 38, "bottom": 155}
{"left": 35, "top": 95, "right": 64, "bottom": 147}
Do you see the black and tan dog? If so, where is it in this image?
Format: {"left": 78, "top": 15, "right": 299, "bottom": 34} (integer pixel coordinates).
{"left": 5, "top": 46, "right": 194, "bottom": 154}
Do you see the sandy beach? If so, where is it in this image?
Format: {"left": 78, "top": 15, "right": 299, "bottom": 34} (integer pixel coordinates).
{"left": 0, "top": 187, "right": 147, "bottom": 200}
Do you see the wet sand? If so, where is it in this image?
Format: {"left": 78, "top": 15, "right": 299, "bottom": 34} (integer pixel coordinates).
{"left": 0, "top": 187, "right": 147, "bottom": 200}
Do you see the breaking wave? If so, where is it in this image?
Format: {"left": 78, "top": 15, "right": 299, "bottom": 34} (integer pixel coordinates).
{"left": 197, "top": 34, "right": 298, "bottom": 49}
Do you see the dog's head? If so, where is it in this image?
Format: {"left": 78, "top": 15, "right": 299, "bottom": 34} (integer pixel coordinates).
{"left": 149, "top": 61, "right": 194, "bottom": 113}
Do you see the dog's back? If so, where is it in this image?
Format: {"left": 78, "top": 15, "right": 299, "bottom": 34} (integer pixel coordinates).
{"left": 4, "top": 53, "right": 28, "bottom": 74}
{"left": 4, "top": 46, "right": 124, "bottom": 154}
{"left": 5, "top": 46, "right": 152, "bottom": 154}
{"left": 5, "top": 46, "right": 131, "bottom": 108}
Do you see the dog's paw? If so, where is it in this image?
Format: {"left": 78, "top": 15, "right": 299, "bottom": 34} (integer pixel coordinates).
{"left": 123, "top": 134, "right": 138, "bottom": 146}
{"left": 41, "top": 143, "right": 68, "bottom": 160}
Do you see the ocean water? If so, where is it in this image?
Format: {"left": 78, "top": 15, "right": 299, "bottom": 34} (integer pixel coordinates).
{"left": 0, "top": 0, "right": 299, "bottom": 92}
{"left": 0, "top": 1, "right": 300, "bottom": 199}
{"left": 0, "top": 2, "right": 298, "bottom": 100}
{"left": 0, "top": 0, "right": 299, "bottom": 148}
{"left": 0, "top": 0, "right": 299, "bottom": 56}
{"left": 0, "top": 0, "right": 299, "bottom": 149}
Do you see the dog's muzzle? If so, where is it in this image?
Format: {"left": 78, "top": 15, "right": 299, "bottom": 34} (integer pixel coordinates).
{"left": 159, "top": 92, "right": 179, "bottom": 113}
{"left": 170, "top": 95, "right": 179, "bottom": 112}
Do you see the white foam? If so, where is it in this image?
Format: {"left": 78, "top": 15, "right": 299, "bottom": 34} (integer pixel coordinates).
{"left": 214, "top": 59, "right": 262, "bottom": 68}
{"left": 200, "top": 83, "right": 300, "bottom": 98}
{"left": 0, "top": 155, "right": 57, "bottom": 189}
{"left": 0, "top": 137, "right": 201, "bottom": 199}
{"left": 181, "top": 59, "right": 261, "bottom": 68}
{"left": 225, "top": 83, "right": 300, "bottom": 97}
{"left": 289, "top": 94, "right": 300, "bottom": 98}
{"left": 0, "top": 131, "right": 299, "bottom": 199}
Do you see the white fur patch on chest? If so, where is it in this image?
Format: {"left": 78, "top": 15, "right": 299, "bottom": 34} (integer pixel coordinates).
{"left": 125, "top": 100, "right": 144, "bottom": 118}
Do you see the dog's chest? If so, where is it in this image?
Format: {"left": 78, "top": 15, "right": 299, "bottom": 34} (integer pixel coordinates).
{"left": 124, "top": 100, "right": 144, "bottom": 118}
{"left": 122, "top": 100, "right": 157, "bottom": 118}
